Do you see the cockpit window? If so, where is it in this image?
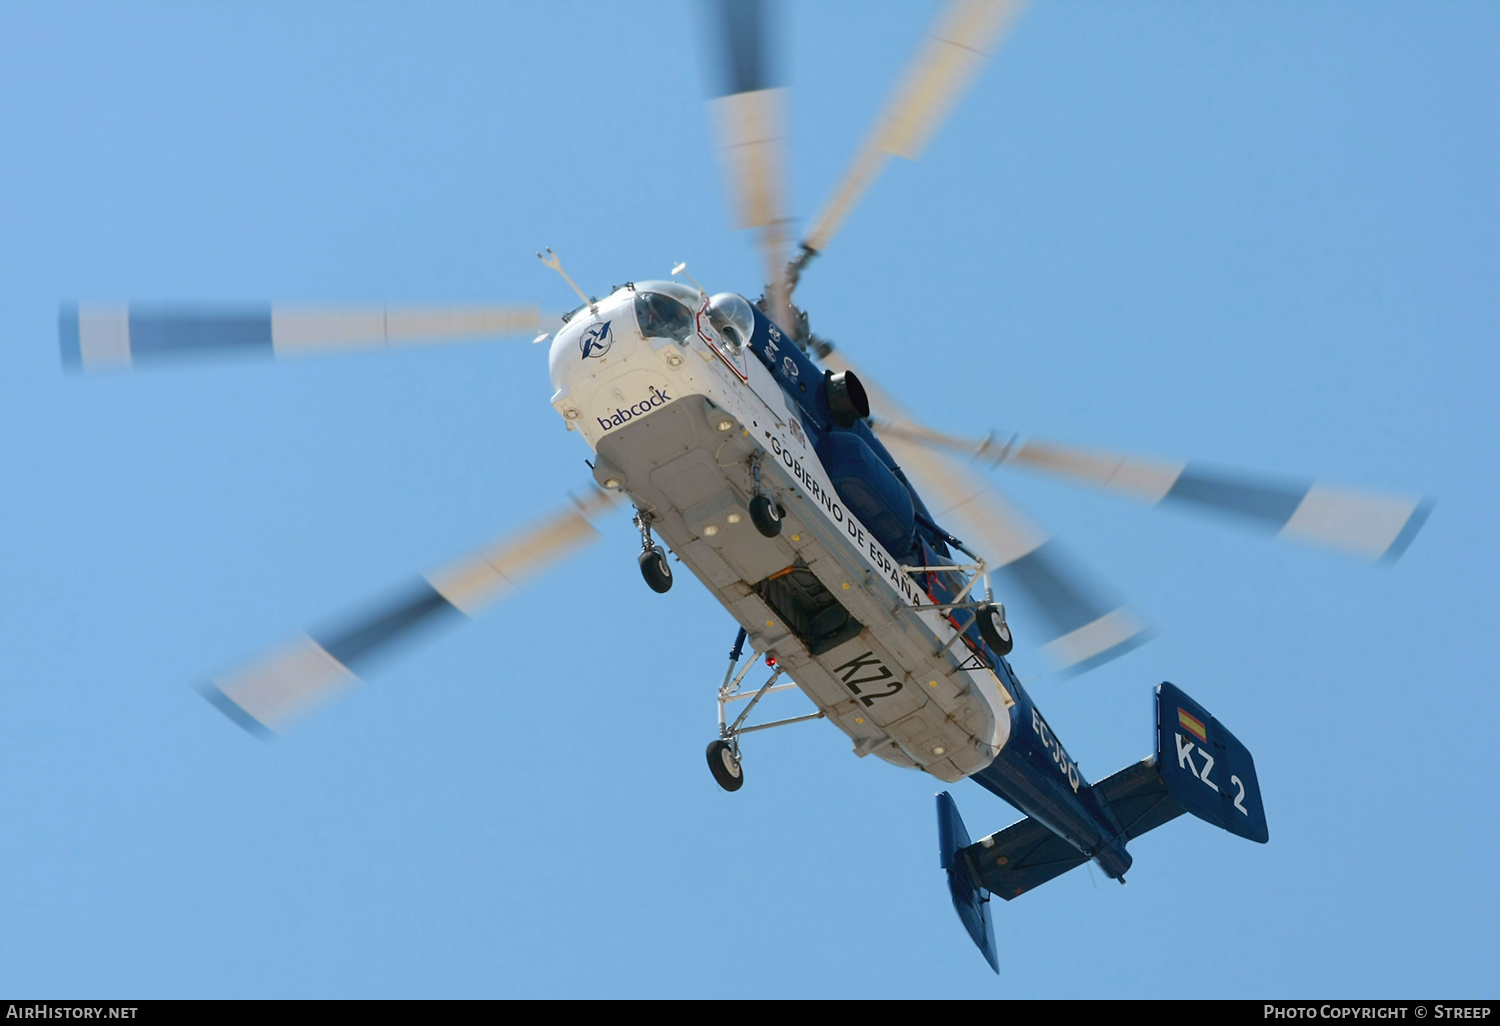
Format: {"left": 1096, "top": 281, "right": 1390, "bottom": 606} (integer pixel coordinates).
{"left": 634, "top": 291, "right": 694, "bottom": 342}
{"left": 707, "top": 293, "right": 755, "bottom": 350}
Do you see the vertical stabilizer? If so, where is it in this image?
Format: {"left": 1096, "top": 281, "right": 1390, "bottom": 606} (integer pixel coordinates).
{"left": 1155, "top": 682, "right": 1269, "bottom": 843}
{"left": 936, "top": 792, "right": 999, "bottom": 973}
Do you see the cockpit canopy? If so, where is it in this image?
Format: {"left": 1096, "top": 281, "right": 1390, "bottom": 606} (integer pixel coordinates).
{"left": 707, "top": 293, "right": 755, "bottom": 350}
{"left": 627, "top": 282, "right": 756, "bottom": 351}
{"left": 632, "top": 281, "right": 699, "bottom": 343}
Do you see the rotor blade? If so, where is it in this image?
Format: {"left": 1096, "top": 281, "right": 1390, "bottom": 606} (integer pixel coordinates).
{"left": 801, "top": 0, "right": 1025, "bottom": 256}
{"left": 824, "top": 353, "right": 1146, "bottom": 675}
{"left": 876, "top": 423, "right": 1432, "bottom": 563}
{"left": 59, "top": 302, "right": 549, "bottom": 373}
{"left": 200, "top": 489, "right": 620, "bottom": 735}
{"left": 706, "top": 0, "right": 793, "bottom": 331}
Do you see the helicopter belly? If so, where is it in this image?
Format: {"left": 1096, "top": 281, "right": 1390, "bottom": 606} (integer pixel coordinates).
{"left": 560, "top": 334, "right": 1014, "bottom": 782}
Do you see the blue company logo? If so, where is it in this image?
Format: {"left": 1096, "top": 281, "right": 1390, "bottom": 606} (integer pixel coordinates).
{"left": 579, "top": 321, "right": 614, "bottom": 359}
{"left": 597, "top": 385, "right": 673, "bottom": 431}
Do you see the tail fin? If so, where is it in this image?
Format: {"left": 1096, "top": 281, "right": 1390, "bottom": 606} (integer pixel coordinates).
{"left": 936, "top": 792, "right": 999, "bottom": 973}
{"left": 1156, "top": 681, "right": 1269, "bottom": 843}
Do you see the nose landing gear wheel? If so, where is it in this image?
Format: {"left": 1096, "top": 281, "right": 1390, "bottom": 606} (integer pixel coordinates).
{"left": 749, "top": 494, "right": 782, "bottom": 538}
{"left": 639, "top": 546, "right": 673, "bottom": 593}
{"left": 976, "top": 602, "right": 1014, "bottom": 657}
{"left": 706, "top": 740, "right": 744, "bottom": 791}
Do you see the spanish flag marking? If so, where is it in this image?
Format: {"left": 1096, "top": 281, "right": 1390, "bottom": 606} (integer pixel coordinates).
{"left": 1178, "top": 707, "right": 1207, "bottom": 743}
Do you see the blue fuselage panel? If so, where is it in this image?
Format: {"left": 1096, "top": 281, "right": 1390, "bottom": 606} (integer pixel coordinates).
{"left": 970, "top": 689, "right": 1133, "bottom": 880}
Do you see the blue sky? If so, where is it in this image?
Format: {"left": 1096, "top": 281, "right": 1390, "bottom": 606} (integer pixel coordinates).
{"left": 1, "top": 1, "right": 1496, "bottom": 998}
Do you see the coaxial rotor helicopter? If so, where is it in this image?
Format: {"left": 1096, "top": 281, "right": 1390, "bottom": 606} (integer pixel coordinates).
{"left": 58, "top": 0, "right": 1430, "bottom": 972}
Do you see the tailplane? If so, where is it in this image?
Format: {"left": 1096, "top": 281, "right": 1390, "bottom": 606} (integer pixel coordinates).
{"left": 937, "top": 681, "right": 1267, "bottom": 971}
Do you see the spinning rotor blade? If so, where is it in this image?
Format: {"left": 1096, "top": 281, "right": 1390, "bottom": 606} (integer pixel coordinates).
{"left": 59, "top": 302, "right": 548, "bottom": 373}
{"left": 201, "top": 489, "right": 620, "bottom": 735}
{"left": 877, "top": 424, "right": 1432, "bottom": 562}
{"left": 707, "top": 0, "right": 793, "bottom": 331}
{"left": 824, "top": 353, "right": 1146, "bottom": 675}
{"left": 801, "top": 0, "right": 1025, "bottom": 256}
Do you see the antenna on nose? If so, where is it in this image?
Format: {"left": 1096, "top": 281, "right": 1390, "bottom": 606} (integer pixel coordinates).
{"left": 671, "top": 261, "right": 707, "bottom": 299}
{"left": 537, "top": 247, "right": 596, "bottom": 315}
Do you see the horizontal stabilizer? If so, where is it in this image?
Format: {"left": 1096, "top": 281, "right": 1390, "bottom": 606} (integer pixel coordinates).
{"left": 965, "top": 815, "right": 1087, "bottom": 902}
{"left": 963, "top": 758, "right": 1185, "bottom": 901}
{"left": 1095, "top": 756, "right": 1187, "bottom": 840}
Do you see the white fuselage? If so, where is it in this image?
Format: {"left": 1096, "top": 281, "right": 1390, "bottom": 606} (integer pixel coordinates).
{"left": 548, "top": 286, "right": 1013, "bottom": 782}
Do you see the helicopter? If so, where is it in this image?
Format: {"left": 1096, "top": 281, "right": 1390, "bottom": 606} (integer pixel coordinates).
{"left": 55, "top": 0, "right": 1431, "bottom": 974}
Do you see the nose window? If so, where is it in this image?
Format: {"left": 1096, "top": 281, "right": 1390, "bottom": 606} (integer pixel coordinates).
{"left": 634, "top": 292, "right": 694, "bottom": 342}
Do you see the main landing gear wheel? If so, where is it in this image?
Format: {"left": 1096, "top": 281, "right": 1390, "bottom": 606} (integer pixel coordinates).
{"left": 749, "top": 494, "right": 782, "bottom": 538}
{"left": 706, "top": 739, "right": 744, "bottom": 792}
{"left": 976, "top": 602, "right": 1014, "bottom": 657}
{"left": 639, "top": 546, "right": 673, "bottom": 593}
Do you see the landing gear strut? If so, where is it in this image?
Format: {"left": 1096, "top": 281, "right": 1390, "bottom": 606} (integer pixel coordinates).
{"left": 748, "top": 456, "right": 782, "bottom": 538}
{"left": 634, "top": 509, "right": 672, "bottom": 593}
{"left": 708, "top": 626, "right": 825, "bottom": 792}
{"left": 901, "top": 514, "right": 1019, "bottom": 664}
